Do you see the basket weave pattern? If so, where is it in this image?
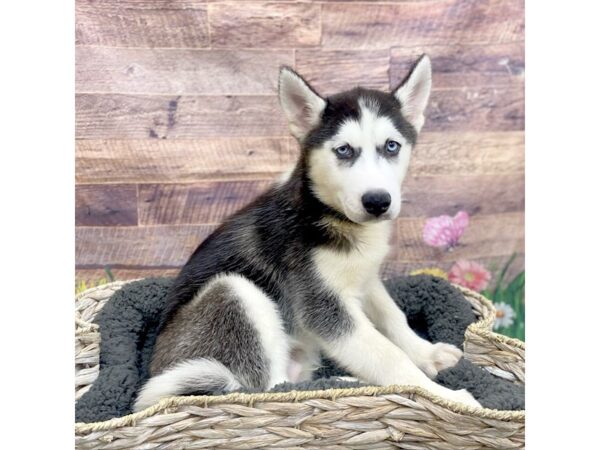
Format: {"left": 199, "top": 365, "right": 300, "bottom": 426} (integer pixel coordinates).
{"left": 75, "top": 281, "right": 525, "bottom": 449}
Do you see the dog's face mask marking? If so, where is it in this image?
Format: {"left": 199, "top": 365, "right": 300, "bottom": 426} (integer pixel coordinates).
{"left": 279, "top": 55, "right": 432, "bottom": 224}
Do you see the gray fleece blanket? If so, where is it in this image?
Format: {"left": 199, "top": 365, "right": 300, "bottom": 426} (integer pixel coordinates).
{"left": 75, "top": 275, "right": 524, "bottom": 423}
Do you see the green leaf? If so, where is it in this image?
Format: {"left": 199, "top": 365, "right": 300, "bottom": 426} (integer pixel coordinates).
{"left": 104, "top": 265, "right": 115, "bottom": 282}
{"left": 506, "top": 271, "right": 525, "bottom": 294}
{"left": 493, "top": 253, "right": 517, "bottom": 297}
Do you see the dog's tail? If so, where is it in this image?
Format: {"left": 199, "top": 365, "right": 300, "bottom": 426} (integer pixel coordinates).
{"left": 133, "top": 358, "right": 241, "bottom": 412}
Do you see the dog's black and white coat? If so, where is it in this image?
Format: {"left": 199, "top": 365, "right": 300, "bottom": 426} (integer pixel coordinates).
{"left": 134, "top": 55, "right": 481, "bottom": 411}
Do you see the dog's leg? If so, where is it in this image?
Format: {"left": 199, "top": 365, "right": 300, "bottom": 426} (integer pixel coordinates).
{"left": 312, "top": 297, "right": 480, "bottom": 407}
{"left": 138, "top": 274, "right": 290, "bottom": 411}
{"left": 363, "top": 279, "right": 463, "bottom": 379}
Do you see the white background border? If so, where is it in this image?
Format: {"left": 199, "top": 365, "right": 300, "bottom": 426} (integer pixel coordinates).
{"left": 1, "top": 1, "right": 74, "bottom": 447}
{"left": 2, "top": 0, "right": 600, "bottom": 447}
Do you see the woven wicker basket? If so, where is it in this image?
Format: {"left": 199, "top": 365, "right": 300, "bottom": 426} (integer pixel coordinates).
{"left": 75, "top": 280, "right": 525, "bottom": 449}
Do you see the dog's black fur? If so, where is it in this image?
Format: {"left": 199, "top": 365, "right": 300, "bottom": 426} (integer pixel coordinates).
{"left": 158, "top": 165, "right": 355, "bottom": 341}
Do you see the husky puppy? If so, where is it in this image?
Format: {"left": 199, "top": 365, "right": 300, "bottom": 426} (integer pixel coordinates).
{"left": 134, "top": 55, "right": 481, "bottom": 411}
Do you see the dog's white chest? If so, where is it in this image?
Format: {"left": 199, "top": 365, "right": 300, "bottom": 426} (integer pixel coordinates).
{"left": 312, "top": 223, "right": 391, "bottom": 298}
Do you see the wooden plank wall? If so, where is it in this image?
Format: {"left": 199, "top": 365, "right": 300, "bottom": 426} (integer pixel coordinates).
{"left": 75, "top": 0, "right": 525, "bottom": 285}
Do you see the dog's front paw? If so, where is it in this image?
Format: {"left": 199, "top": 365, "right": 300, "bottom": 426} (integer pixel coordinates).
{"left": 447, "top": 388, "right": 482, "bottom": 409}
{"left": 417, "top": 342, "right": 463, "bottom": 379}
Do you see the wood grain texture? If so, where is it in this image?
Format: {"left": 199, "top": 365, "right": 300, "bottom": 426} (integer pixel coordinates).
{"left": 401, "top": 174, "right": 524, "bottom": 217}
{"left": 204, "top": 0, "right": 300, "bottom": 2}
{"left": 395, "top": 212, "right": 523, "bottom": 263}
{"left": 390, "top": 43, "right": 524, "bottom": 89}
{"left": 76, "top": 94, "right": 287, "bottom": 139}
{"left": 411, "top": 131, "right": 524, "bottom": 176}
{"left": 76, "top": 225, "right": 217, "bottom": 267}
{"left": 76, "top": 212, "right": 522, "bottom": 269}
{"left": 75, "top": 86, "right": 522, "bottom": 139}
{"left": 138, "top": 181, "right": 272, "bottom": 225}
{"left": 76, "top": 1, "right": 209, "bottom": 48}
{"left": 208, "top": 2, "right": 321, "bottom": 48}
{"left": 203, "top": 0, "right": 300, "bottom": 2}
{"left": 76, "top": 47, "right": 293, "bottom": 95}
{"left": 295, "top": 50, "right": 390, "bottom": 95}
{"left": 322, "top": 0, "right": 524, "bottom": 49}
{"left": 76, "top": 184, "right": 138, "bottom": 226}
{"left": 76, "top": 138, "right": 295, "bottom": 184}
{"left": 425, "top": 85, "right": 524, "bottom": 132}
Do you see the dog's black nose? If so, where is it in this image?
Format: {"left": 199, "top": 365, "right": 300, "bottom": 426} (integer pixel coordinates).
{"left": 361, "top": 190, "right": 391, "bottom": 217}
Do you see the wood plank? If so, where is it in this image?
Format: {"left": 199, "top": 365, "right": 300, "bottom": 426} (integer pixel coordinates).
{"left": 322, "top": 0, "right": 524, "bottom": 49}
{"left": 76, "top": 225, "right": 217, "bottom": 268}
{"left": 395, "top": 212, "right": 524, "bottom": 263}
{"left": 294, "top": 50, "right": 390, "bottom": 95}
{"left": 76, "top": 212, "right": 522, "bottom": 269}
{"left": 208, "top": 2, "right": 321, "bottom": 48}
{"left": 75, "top": 85, "right": 522, "bottom": 139}
{"left": 138, "top": 181, "right": 272, "bottom": 225}
{"left": 401, "top": 173, "right": 524, "bottom": 217}
{"left": 76, "top": 1, "right": 209, "bottom": 48}
{"left": 75, "top": 94, "right": 288, "bottom": 139}
{"left": 76, "top": 47, "right": 293, "bottom": 95}
{"left": 134, "top": 174, "right": 523, "bottom": 227}
{"left": 425, "top": 85, "right": 524, "bottom": 132}
{"left": 294, "top": 45, "right": 523, "bottom": 98}
{"left": 390, "top": 43, "right": 524, "bottom": 89}
{"left": 76, "top": 184, "right": 138, "bottom": 226}
{"left": 411, "top": 131, "right": 524, "bottom": 176}
{"left": 203, "top": 0, "right": 300, "bottom": 2}
{"left": 76, "top": 138, "right": 295, "bottom": 184}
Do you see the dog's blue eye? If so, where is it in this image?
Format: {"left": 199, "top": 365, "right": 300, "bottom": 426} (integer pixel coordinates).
{"left": 334, "top": 144, "right": 353, "bottom": 159}
{"left": 386, "top": 140, "right": 401, "bottom": 155}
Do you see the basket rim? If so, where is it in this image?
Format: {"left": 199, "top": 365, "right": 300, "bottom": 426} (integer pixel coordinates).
{"left": 75, "top": 279, "right": 525, "bottom": 435}
{"left": 76, "top": 384, "right": 524, "bottom": 434}
{"left": 454, "top": 285, "right": 526, "bottom": 351}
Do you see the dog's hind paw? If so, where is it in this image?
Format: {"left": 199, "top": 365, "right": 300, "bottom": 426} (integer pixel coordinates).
{"left": 417, "top": 342, "right": 463, "bottom": 379}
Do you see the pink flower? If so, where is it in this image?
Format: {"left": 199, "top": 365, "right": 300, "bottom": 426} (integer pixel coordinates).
{"left": 448, "top": 260, "right": 492, "bottom": 292}
{"left": 423, "top": 211, "right": 469, "bottom": 249}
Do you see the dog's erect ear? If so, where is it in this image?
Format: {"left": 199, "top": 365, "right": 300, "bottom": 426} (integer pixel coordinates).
{"left": 393, "top": 55, "right": 432, "bottom": 133}
{"left": 279, "top": 67, "right": 326, "bottom": 141}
